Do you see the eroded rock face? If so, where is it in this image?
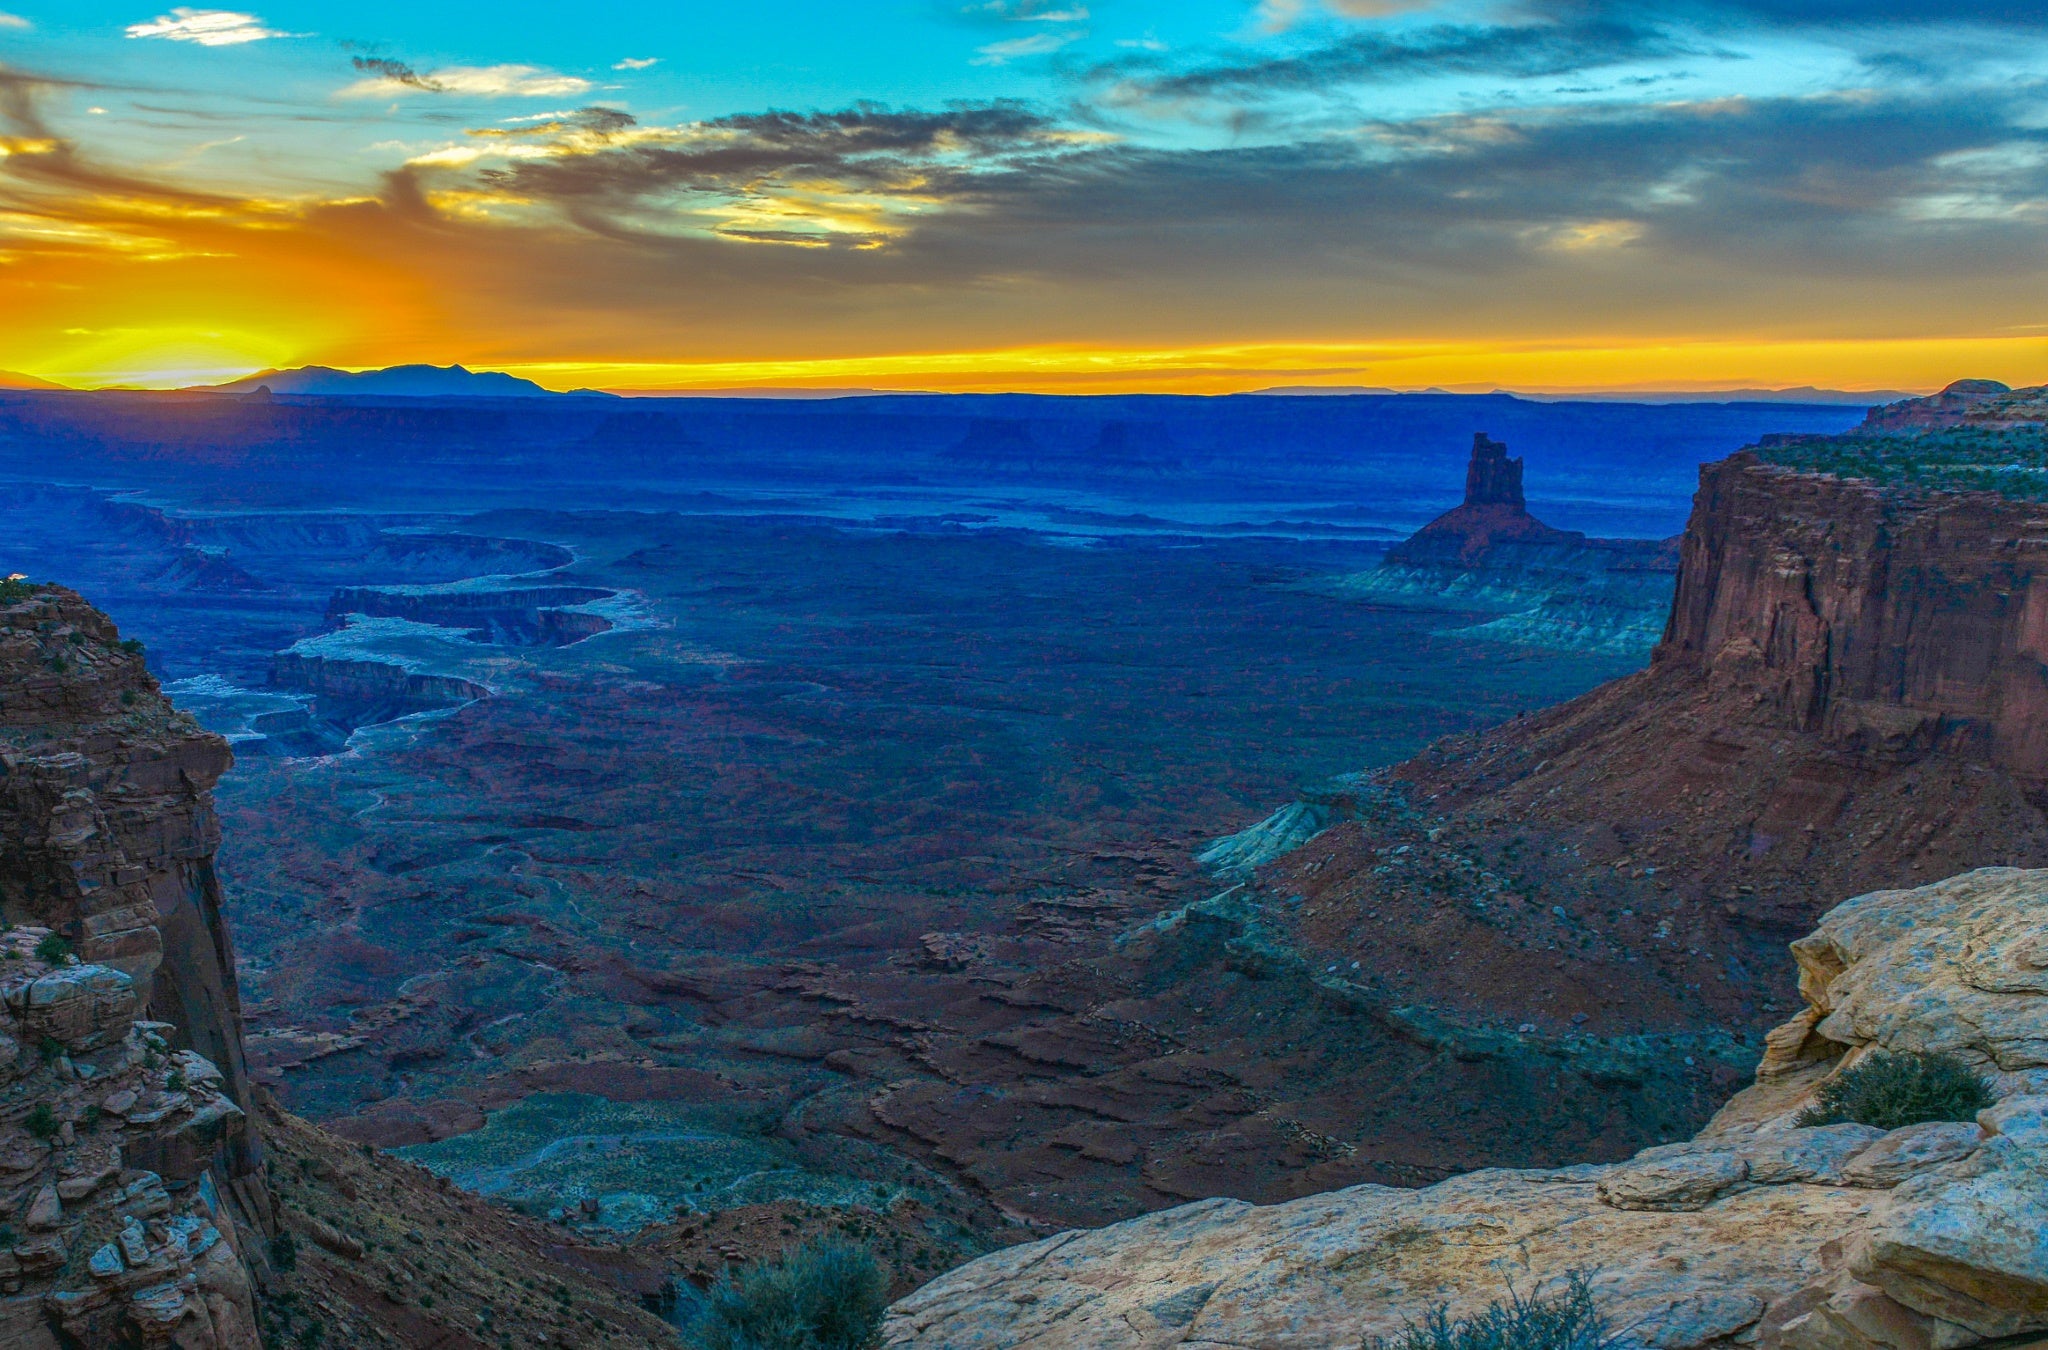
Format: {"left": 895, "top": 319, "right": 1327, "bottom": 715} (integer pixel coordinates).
{"left": 0, "top": 585, "right": 269, "bottom": 1348}
{"left": 882, "top": 869, "right": 2048, "bottom": 1350}
{"left": 1663, "top": 457, "right": 2048, "bottom": 782}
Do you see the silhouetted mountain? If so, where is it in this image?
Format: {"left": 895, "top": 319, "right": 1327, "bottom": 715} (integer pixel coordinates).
{"left": 0, "top": 370, "right": 67, "bottom": 391}
{"left": 205, "top": 363, "right": 607, "bottom": 398}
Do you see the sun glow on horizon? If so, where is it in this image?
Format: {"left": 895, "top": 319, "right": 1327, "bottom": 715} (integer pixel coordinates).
{"left": 13, "top": 333, "right": 2043, "bottom": 398}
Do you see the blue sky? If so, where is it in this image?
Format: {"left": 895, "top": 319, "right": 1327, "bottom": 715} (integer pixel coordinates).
{"left": 1, "top": 2, "right": 2045, "bottom": 390}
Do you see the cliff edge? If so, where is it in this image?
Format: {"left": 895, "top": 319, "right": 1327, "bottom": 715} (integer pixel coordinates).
{"left": 0, "top": 582, "right": 272, "bottom": 1346}
{"left": 882, "top": 866, "right": 2048, "bottom": 1350}
{"left": 0, "top": 583, "right": 681, "bottom": 1347}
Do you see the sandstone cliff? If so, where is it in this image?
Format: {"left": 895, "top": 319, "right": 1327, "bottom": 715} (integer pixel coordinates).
{"left": 882, "top": 867, "right": 2048, "bottom": 1350}
{"left": 0, "top": 584, "right": 681, "bottom": 1347}
{"left": 0, "top": 583, "right": 271, "bottom": 1345}
{"left": 1249, "top": 448, "right": 2048, "bottom": 1057}
{"left": 1663, "top": 451, "right": 2048, "bottom": 780}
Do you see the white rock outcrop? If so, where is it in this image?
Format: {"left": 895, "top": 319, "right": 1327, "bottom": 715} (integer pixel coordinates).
{"left": 882, "top": 868, "right": 2048, "bottom": 1350}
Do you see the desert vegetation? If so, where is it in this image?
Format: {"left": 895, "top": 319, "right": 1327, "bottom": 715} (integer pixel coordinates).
{"left": 683, "top": 1237, "right": 890, "bottom": 1350}
{"left": 1795, "top": 1050, "right": 1994, "bottom": 1131}
{"left": 1361, "top": 1273, "right": 1612, "bottom": 1350}
{"left": 1761, "top": 428, "right": 2048, "bottom": 497}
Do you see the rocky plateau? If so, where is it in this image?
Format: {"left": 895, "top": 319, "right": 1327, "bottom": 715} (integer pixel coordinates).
{"left": 883, "top": 866, "right": 2048, "bottom": 1350}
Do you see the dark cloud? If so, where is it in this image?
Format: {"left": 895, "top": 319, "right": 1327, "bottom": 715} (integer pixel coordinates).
{"left": 350, "top": 56, "right": 444, "bottom": 91}
{"left": 1091, "top": 19, "right": 1676, "bottom": 101}
{"left": 408, "top": 78, "right": 2048, "bottom": 317}
{"left": 0, "top": 65, "right": 240, "bottom": 210}
{"left": 477, "top": 101, "right": 1062, "bottom": 213}
{"left": 1517, "top": 0, "right": 2048, "bottom": 28}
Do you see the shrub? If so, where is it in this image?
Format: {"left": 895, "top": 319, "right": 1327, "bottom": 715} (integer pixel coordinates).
{"left": 120, "top": 638, "right": 144, "bottom": 655}
{"left": 1361, "top": 1273, "right": 1613, "bottom": 1350}
{"left": 24, "top": 1103, "right": 58, "bottom": 1140}
{"left": 685, "top": 1238, "right": 888, "bottom": 1350}
{"left": 37, "top": 1036, "right": 63, "bottom": 1064}
{"left": 0, "top": 577, "right": 30, "bottom": 604}
{"left": 269, "top": 1229, "right": 299, "bottom": 1272}
{"left": 33, "top": 934, "right": 71, "bottom": 965}
{"left": 1795, "top": 1050, "right": 1994, "bottom": 1131}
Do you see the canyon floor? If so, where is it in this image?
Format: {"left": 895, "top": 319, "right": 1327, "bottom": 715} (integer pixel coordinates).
{"left": 0, "top": 390, "right": 1875, "bottom": 1287}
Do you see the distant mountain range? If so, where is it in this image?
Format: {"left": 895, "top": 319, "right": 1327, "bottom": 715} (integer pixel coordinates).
{"left": 1522, "top": 386, "right": 1918, "bottom": 406}
{"left": 0, "top": 371, "right": 69, "bottom": 391}
{"left": 202, "top": 364, "right": 613, "bottom": 399}
{"left": 1257, "top": 384, "right": 1917, "bottom": 406}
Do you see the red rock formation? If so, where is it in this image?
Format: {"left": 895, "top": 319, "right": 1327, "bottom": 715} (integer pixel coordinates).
{"left": 1664, "top": 454, "right": 2048, "bottom": 781}
{"left": 1464, "top": 432, "right": 1527, "bottom": 508}
{"left": 1389, "top": 433, "right": 1588, "bottom": 565}
{"left": 0, "top": 587, "right": 255, "bottom": 1105}
{"left": 1271, "top": 452, "right": 2048, "bottom": 1055}
{"left": 0, "top": 584, "right": 687, "bottom": 1347}
{"left": 0, "top": 584, "right": 271, "bottom": 1346}
{"left": 1855, "top": 378, "right": 2013, "bottom": 432}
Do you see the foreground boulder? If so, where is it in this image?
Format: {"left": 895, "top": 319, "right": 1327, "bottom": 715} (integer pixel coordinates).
{"left": 882, "top": 867, "right": 2048, "bottom": 1350}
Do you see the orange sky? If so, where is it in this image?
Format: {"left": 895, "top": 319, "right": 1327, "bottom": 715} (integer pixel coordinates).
{"left": 4, "top": 4, "right": 2047, "bottom": 394}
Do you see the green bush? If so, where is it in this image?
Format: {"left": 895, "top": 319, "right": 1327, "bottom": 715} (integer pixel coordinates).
{"left": 0, "top": 578, "right": 30, "bottom": 604}
{"left": 269, "top": 1229, "right": 299, "bottom": 1272}
{"left": 685, "top": 1238, "right": 888, "bottom": 1350}
{"left": 24, "top": 1103, "right": 58, "bottom": 1140}
{"left": 1795, "top": 1050, "right": 1993, "bottom": 1131}
{"left": 1362, "top": 1273, "right": 1612, "bottom": 1350}
{"left": 33, "top": 934, "right": 71, "bottom": 965}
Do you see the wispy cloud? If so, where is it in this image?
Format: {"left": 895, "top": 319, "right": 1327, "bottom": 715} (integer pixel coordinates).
{"left": 614, "top": 57, "right": 660, "bottom": 71}
{"left": 125, "top": 8, "right": 291, "bottom": 45}
{"left": 973, "top": 31, "right": 1083, "bottom": 64}
{"left": 340, "top": 60, "right": 594, "bottom": 99}
{"left": 0, "top": 12, "right": 30, "bottom": 30}
{"left": 1093, "top": 18, "right": 1674, "bottom": 105}
{"left": 961, "top": 0, "right": 1089, "bottom": 21}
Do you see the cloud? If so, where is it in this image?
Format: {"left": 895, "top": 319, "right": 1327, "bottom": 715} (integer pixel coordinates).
{"left": 1095, "top": 18, "right": 1672, "bottom": 104}
{"left": 959, "top": 0, "right": 1089, "bottom": 22}
{"left": 124, "top": 9, "right": 290, "bottom": 45}
{"left": 1516, "top": 0, "right": 2048, "bottom": 28}
{"left": 348, "top": 56, "right": 438, "bottom": 91}
{"left": 974, "top": 31, "right": 1084, "bottom": 64}
{"left": 0, "top": 12, "right": 29, "bottom": 30}
{"left": 341, "top": 60, "right": 593, "bottom": 99}
{"left": 613, "top": 57, "right": 660, "bottom": 71}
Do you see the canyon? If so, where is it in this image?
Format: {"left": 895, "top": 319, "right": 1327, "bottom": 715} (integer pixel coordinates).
{"left": 21, "top": 383, "right": 2034, "bottom": 1344}
{"left": 884, "top": 866, "right": 2048, "bottom": 1350}
{"left": 0, "top": 584, "right": 680, "bottom": 1346}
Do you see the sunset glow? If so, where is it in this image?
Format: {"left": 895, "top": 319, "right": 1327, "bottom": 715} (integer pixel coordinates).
{"left": 4, "top": 1, "right": 2046, "bottom": 393}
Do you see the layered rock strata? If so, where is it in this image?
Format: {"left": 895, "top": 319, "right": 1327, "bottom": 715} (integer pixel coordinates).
{"left": 881, "top": 867, "right": 2048, "bottom": 1350}
{"left": 1662, "top": 452, "right": 2048, "bottom": 780}
{"left": 1251, "top": 448, "right": 2048, "bottom": 1052}
{"left": 0, "top": 584, "right": 269, "bottom": 1345}
{"left": 0, "top": 582, "right": 686, "bottom": 1346}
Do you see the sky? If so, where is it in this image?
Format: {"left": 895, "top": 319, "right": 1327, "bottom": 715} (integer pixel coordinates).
{"left": 0, "top": 1, "right": 2045, "bottom": 392}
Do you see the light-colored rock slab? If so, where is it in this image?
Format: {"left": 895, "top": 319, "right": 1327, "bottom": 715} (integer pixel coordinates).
{"left": 888, "top": 869, "right": 2048, "bottom": 1350}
